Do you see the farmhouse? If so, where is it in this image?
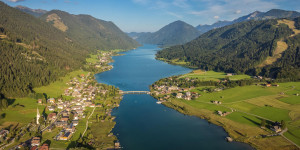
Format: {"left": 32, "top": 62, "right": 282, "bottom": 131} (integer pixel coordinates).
{"left": 176, "top": 93, "right": 183, "bottom": 98}
{"left": 47, "top": 98, "right": 55, "bottom": 103}
{"left": 47, "top": 113, "right": 57, "bottom": 121}
{"left": 55, "top": 121, "right": 68, "bottom": 127}
{"left": 59, "top": 132, "right": 73, "bottom": 140}
{"left": 47, "top": 106, "right": 55, "bottom": 111}
{"left": 30, "top": 137, "right": 40, "bottom": 147}
{"left": 39, "top": 143, "right": 49, "bottom": 150}
{"left": 0, "top": 129, "right": 9, "bottom": 138}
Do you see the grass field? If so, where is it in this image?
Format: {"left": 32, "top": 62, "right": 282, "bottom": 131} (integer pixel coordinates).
{"left": 34, "top": 70, "right": 88, "bottom": 98}
{"left": 180, "top": 70, "right": 251, "bottom": 81}
{"left": 86, "top": 54, "right": 99, "bottom": 64}
{"left": 155, "top": 70, "right": 300, "bottom": 149}
{"left": 0, "top": 97, "right": 45, "bottom": 128}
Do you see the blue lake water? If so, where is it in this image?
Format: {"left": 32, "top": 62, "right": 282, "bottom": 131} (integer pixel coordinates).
{"left": 95, "top": 44, "right": 253, "bottom": 150}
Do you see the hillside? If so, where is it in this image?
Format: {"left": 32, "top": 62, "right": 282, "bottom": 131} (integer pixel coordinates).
{"left": 196, "top": 9, "right": 300, "bottom": 34}
{"left": 127, "top": 32, "right": 151, "bottom": 40}
{"left": 0, "top": 2, "right": 88, "bottom": 97}
{"left": 157, "top": 17, "right": 300, "bottom": 80}
{"left": 136, "top": 20, "right": 200, "bottom": 47}
{"left": 41, "top": 10, "right": 139, "bottom": 51}
{"left": 15, "top": 5, "right": 47, "bottom": 17}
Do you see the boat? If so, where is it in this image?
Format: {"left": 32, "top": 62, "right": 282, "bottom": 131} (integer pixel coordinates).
{"left": 156, "top": 101, "right": 162, "bottom": 104}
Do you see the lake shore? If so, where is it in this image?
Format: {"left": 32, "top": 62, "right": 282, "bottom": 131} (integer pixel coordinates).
{"left": 150, "top": 71, "right": 300, "bottom": 150}
{"left": 0, "top": 50, "right": 124, "bottom": 150}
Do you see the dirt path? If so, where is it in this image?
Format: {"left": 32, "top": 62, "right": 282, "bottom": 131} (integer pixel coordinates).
{"left": 81, "top": 107, "right": 96, "bottom": 138}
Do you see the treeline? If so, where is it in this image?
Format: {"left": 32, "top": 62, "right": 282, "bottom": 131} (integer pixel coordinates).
{"left": 0, "top": 94, "right": 8, "bottom": 110}
{"left": 153, "top": 76, "right": 257, "bottom": 89}
{"left": 156, "top": 17, "right": 300, "bottom": 80}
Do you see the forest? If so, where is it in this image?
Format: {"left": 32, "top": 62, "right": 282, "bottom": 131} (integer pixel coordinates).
{"left": 157, "top": 17, "right": 300, "bottom": 80}
{"left": 0, "top": 2, "right": 139, "bottom": 98}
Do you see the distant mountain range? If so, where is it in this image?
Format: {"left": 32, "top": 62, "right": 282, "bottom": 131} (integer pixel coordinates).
{"left": 129, "top": 20, "right": 201, "bottom": 47}
{"left": 15, "top": 5, "right": 48, "bottom": 17}
{"left": 197, "top": 9, "right": 300, "bottom": 34}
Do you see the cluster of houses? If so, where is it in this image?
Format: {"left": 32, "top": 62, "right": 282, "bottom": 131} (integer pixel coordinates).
{"left": 151, "top": 85, "right": 200, "bottom": 101}
{"left": 94, "top": 52, "right": 113, "bottom": 71}
{"left": 217, "top": 110, "right": 231, "bottom": 116}
{"left": 0, "top": 129, "right": 9, "bottom": 140}
{"left": 37, "top": 74, "right": 106, "bottom": 142}
{"left": 16, "top": 137, "right": 48, "bottom": 150}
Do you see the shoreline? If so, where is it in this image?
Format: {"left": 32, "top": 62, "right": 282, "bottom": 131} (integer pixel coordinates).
{"left": 149, "top": 71, "right": 300, "bottom": 150}
{"left": 0, "top": 49, "right": 126, "bottom": 150}
{"left": 154, "top": 97, "right": 297, "bottom": 150}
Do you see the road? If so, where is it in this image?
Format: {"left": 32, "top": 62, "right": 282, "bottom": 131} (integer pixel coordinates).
{"left": 81, "top": 107, "right": 96, "bottom": 138}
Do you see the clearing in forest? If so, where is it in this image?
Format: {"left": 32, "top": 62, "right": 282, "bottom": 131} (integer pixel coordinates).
{"left": 258, "top": 19, "right": 300, "bottom": 67}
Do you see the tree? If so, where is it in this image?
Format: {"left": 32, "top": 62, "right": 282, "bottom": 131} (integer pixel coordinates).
{"left": 69, "top": 113, "right": 74, "bottom": 124}
{"left": 39, "top": 116, "right": 45, "bottom": 125}
{"left": 261, "top": 119, "right": 266, "bottom": 127}
{"left": 281, "top": 120, "right": 287, "bottom": 129}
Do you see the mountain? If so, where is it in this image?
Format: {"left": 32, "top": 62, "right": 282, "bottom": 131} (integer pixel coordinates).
{"left": 136, "top": 20, "right": 201, "bottom": 47}
{"left": 157, "top": 17, "right": 300, "bottom": 80}
{"left": 127, "top": 32, "right": 151, "bottom": 40}
{"left": 196, "top": 21, "right": 231, "bottom": 34}
{"left": 40, "top": 10, "right": 139, "bottom": 51}
{"left": 196, "top": 9, "right": 300, "bottom": 34}
{"left": 15, "top": 5, "right": 47, "bottom": 17}
{"left": 0, "top": 2, "right": 89, "bottom": 97}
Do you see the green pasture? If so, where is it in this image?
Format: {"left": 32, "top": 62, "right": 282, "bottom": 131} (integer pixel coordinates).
{"left": 34, "top": 70, "right": 88, "bottom": 98}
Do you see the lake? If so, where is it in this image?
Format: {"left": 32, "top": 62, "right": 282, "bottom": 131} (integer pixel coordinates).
{"left": 95, "top": 44, "right": 253, "bottom": 150}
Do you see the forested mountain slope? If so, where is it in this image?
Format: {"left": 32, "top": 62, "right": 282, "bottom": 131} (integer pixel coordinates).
{"left": 41, "top": 10, "right": 139, "bottom": 51}
{"left": 15, "top": 5, "right": 47, "bottom": 17}
{"left": 0, "top": 2, "right": 88, "bottom": 97}
{"left": 157, "top": 17, "right": 300, "bottom": 80}
{"left": 136, "top": 20, "right": 200, "bottom": 47}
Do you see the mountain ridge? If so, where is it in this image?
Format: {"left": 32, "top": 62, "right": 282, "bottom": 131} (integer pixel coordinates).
{"left": 157, "top": 17, "right": 300, "bottom": 80}
{"left": 196, "top": 9, "right": 300, "bottom": 34}
{"left": 15, "top": 5, "right": 48, "bottom": 17}
{"left": 41, "top": 10, "right": 139, "bottom": 51}
{"left": 134, "top": 20, "right": 200, "bottom": 47}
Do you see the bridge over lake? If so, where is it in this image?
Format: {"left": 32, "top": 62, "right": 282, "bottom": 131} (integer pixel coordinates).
{"left": 120, "top": 91, "right": 150, "bottom": 94}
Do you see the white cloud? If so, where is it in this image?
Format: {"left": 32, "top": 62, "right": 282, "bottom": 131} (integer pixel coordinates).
{"left": 166, "top": 11, "right": 183, "bottom": 18}
{"left": 172, "top": 0, "right": 190, "bottom": 8}
{"left": 188, "top": 0, "right": 278, "bottom": 22}
{"left": 8, "top": 0, "right": 24, "bottom": 2}
{"left": 235, "top": 10, "right": 241, "bottom": 14}
{"left": 213, "top": 15, "right": 219, "bottom": 19}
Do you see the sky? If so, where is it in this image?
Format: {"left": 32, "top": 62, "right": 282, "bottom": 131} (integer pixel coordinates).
{"left": 2, "top": 0, "right": 300, "bottom": 32}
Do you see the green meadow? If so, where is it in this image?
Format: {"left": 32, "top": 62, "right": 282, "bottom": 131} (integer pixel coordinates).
{"left": 160, "top": 70, "right": 300, "bottom": 148}
{"left": 180, "top": 70, "right": 251, "bottom": 81}
{"left": 34, "top": 70, "right": 88, "bottom": 98}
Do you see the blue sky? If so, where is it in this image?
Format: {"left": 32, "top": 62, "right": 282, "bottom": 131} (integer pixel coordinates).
{"left": 2, "top": 0, "right": 300, "bottom": 32}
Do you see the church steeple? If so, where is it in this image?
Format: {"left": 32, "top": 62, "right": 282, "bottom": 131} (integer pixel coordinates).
{"left": 37, "top": 107, "right": 40, "bottom": 125}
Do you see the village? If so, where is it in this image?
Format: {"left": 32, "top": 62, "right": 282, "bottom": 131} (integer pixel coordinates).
{"left": 150, "top": 73, "right": 288, "bottom": 138}
{"left": 0, "top": 51, "right": 123, "bottom": 150}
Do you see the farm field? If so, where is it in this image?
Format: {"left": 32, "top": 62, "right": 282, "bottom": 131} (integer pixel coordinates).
{"left": 34, "top": 70, "right": 89, "bottom": 98}
{"left": 180, "top": 70, "right": 251, "bottom": 81}
{"left": 154, "top": 70, "right": 300, "bottom": 149}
